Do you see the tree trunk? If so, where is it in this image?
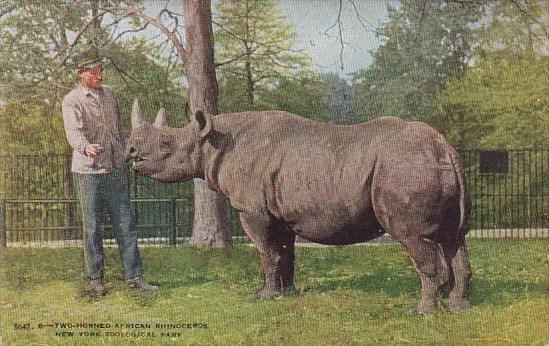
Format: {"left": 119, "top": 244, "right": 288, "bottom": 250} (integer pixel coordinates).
{"left": 244, "top": 0, "right": 255, "bottom": 105}
{"left": 245, "top": 57, "right": 255, "bottom": 105}
{"left": 182, "top": 0, "right": 231, "bottom": 248}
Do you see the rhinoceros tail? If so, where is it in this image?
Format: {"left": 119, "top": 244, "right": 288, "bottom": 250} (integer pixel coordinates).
{"left": 444, "top": 142, "right": 470, "bottom": 237}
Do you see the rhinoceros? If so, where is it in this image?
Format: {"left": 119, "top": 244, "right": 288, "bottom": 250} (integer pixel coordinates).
{"left": 126, "top": 100, "right": 472, "bottom": 314}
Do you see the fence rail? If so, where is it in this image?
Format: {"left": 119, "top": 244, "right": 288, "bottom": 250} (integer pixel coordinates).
{"left": 1, "top": 150, "right": 549, "bottom": 247}
{"left": 0, "top": 198, "right": 193, "bottom": 246}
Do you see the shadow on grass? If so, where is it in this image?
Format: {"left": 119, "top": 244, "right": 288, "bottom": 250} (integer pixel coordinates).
{"left": 298, "top": 269, "right": 419, "bottom": 297}
{"left": 470, "top": 277, "right": 548, "bottom": 307}
{"left": 293, "top": 245, "right": 419, "bottom": 297}
{"left": 0, "top": 248, "right": 84, "bottom": 290}
{"left": 295, "top": 269, "right": 547, "bottom": 308}
{"left": 1, "top": 242, "right": 546, "bottom": 310}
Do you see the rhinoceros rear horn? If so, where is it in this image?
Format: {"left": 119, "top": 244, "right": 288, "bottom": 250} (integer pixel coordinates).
{"left": 191, "top": 110, "right": 213, "bottom": 138}
{"left": 153, "top": 108, "right": 168, "bottom": 129}
{"left": 131, "top": 99, "right": 146, "bottom": 129}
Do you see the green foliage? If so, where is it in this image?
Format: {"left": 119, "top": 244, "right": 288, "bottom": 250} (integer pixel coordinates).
{"left": 0, "top": 2, "right": 188, "bottom": 210}
{"left": 105, "top": 40, "right": 188, "bottom": 131}
{"left": 217, "top": 73, "right": 260, "bottom": 113}
{"left": 351, "top": 0, "right": 549, "bottom": 149}
{"left": 459, "top": 0, "right": 549, "bottom": 149}
{"left": 0, "top": 103, "right": 67, "bottom": 155}
{"left": 256, "top": 74, "right": 330, "bottom": 121}
{"left": 476, "top": 0, "right": 549, "bottom": 54}
{"left": 214, "top": 0, "right": 310, "bottom": 110}
{"left": 437, "top": 52, "right": 549, "bottom": 148}
{"left": 218, "top": 71, "right": 331, "bottom": 122}
{"left": 0, "top": 1, "right": 96, "bottom": 105}
{"left": 0, "top": 2, "right": 186, "bottom": 155}
{"left": 352, "top": 0, "right": 484, "bottom": 123}
{"left": 320, "top": 73, "right": 356, "bottom": 124}
{"left": 0, "top": 101, "right": 69, "bottom": 199}
{"left": 0, "top": 241, "right": 547, "bottom": 345}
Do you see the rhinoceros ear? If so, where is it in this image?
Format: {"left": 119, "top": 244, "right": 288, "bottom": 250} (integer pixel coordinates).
{"left": 191, "top": 110, "right": 213, "bottom": 138}
{"left": 184, "top": 102, "right": 190, "bottom": 121}
{"left": 153, "top": 108, "right": 168, "bottom": 129}
{"left": 131, "top": 99, "right": 146, "bottom": 129}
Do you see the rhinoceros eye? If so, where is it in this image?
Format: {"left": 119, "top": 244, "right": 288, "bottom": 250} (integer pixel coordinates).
{"left": 159, "top": 134, "right": 172, "bottom": 153}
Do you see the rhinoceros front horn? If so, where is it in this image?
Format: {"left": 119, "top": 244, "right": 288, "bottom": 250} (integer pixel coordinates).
{"left": 153, "top": 108, "right": 168, "bottom": 129}
{"left": 131, "top": 99, "right": 146, "bottom": 129}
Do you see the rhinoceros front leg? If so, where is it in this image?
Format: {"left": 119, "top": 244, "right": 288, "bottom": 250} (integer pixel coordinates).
{"left": 239, "top": 213, "right": 296, "bottom": 298}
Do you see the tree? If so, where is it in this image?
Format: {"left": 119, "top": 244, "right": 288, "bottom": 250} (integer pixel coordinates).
{"left": 111, "top": 1, "right": 231, "bottom": 247}
{"left": 0, "top": 1, "right": 95, "bottom": 108}
{"left": 257, "top": 72, "right": 330, "bottom": 122}
{"left": 437, "top": 52, "right": 549, "bottom": 149}
{"left": 321, "top": 73, "right": 355, "bottom": 124}
{"left": 0, "top": 1, "right": 192, "bottom": 238}
{"left": 0, "top": 102, "right": 66, "bottom": 155}
{"left": 107, "top": 40, "right": 188, "bottom": 130}
{"left": 433, "top": 0, "right": 549, "bottom": 148}
{"left": 1, "top": 0, "right": 232, "bottom": 247}
{"left": 214, "top": 0, "right": 308, "bottom": 109}
{"left": 0, "top": 1, "right": 187, "bottom": 154}
{"left": 352, "top": 0, "right": 485, "bottom": 124}
{"left": 475, "top": 0, "right": 549, "bottom": 55}
{"left": 182, "top": 0, "right": 231, "bottom": 247}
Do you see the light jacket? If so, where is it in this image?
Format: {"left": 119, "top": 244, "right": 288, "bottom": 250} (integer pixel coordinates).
{"left": 62, "top": 85, "right": 126, "bottom": 174}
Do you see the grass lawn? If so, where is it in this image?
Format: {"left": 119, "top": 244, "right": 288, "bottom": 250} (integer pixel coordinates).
{"left": 0, "top": 240, "right": 547, "bottom": 345}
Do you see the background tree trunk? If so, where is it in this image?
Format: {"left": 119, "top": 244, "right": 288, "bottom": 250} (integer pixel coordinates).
{"left": 182, "top": 0, "right": 231, "bottom": 248}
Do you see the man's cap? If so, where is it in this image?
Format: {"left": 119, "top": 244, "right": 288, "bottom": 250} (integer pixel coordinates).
{"left": 72, "top": 47, "right": 107, "bottom": 70}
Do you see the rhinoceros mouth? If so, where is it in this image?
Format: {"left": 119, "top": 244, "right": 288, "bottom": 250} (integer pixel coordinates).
{"left": 129, "top": 157, "right": 147, "bottom": 170}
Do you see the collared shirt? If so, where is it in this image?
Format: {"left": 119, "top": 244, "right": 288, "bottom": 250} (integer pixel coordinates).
{"left": 62, "top": 84, "right": 126, "bottom": 174}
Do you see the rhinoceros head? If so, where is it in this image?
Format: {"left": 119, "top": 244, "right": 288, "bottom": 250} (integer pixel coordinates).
{"left": 125, "top": 99, "right": 213, "bottom": 182}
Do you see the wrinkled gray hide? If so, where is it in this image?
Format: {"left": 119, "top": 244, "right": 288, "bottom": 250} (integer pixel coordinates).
{"left": 126, "top": 100, "right": 472, "bottom": 314}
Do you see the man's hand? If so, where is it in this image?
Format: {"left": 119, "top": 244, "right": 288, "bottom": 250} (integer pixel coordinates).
{"left": 85, "top": 144, "right": 105, "bottom": 157}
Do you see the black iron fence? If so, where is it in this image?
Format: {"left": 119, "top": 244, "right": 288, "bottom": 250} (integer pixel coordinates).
{"left": 0, "top": 150, "right": 548, "bottom": 247}
{"left": 460, "top": 149, "right": 549, "bottom": 233}
{"left": 1, "top": 198, "right": 191, "bottom": 246}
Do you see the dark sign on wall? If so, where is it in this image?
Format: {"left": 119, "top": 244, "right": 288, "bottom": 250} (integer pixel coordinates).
{"left": 479, "top": 150, "right": 508, "bottom": 174}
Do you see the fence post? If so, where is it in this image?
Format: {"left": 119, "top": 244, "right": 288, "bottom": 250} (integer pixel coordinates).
{"left": 64, "top": 155, "right": 76, "bottom": 240}
{"left": 170, "top": 198, "right": 177, "bottom": 246}
{"left": 0, "top": 199, "right": 6, "bottom": 250}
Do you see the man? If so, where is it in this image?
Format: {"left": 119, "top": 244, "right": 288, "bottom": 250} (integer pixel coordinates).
{"left": 62, "top": 47, "right": 157, "bottom": 295}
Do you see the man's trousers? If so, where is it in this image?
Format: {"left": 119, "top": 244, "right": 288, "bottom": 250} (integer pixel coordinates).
{"left": 73, "top": 169, "right": 142, "bottom": 281}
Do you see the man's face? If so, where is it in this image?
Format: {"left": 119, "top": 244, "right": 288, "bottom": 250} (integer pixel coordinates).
{"left": 79, "top": 66, "right": 103, "bottom": 89}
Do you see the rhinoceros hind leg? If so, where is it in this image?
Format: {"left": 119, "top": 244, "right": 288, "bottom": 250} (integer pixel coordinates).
{"left": 279, "top": 233, "right": 296, "bottom": 292}
{"left": 441, "top": 237, "right": 472, "bottom": 311}
{"left": 409, "top": 267, "right": 438, "bottom": 314}
{"left": 399, "top": 234, "right": 449, "bottom": 314}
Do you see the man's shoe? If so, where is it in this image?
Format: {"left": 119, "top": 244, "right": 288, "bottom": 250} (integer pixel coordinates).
{"left": 90, "top": 279, "right": 105, "bottom": 295}
{"left": 126, "top": 276, "right": 158, "bottom": 291}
